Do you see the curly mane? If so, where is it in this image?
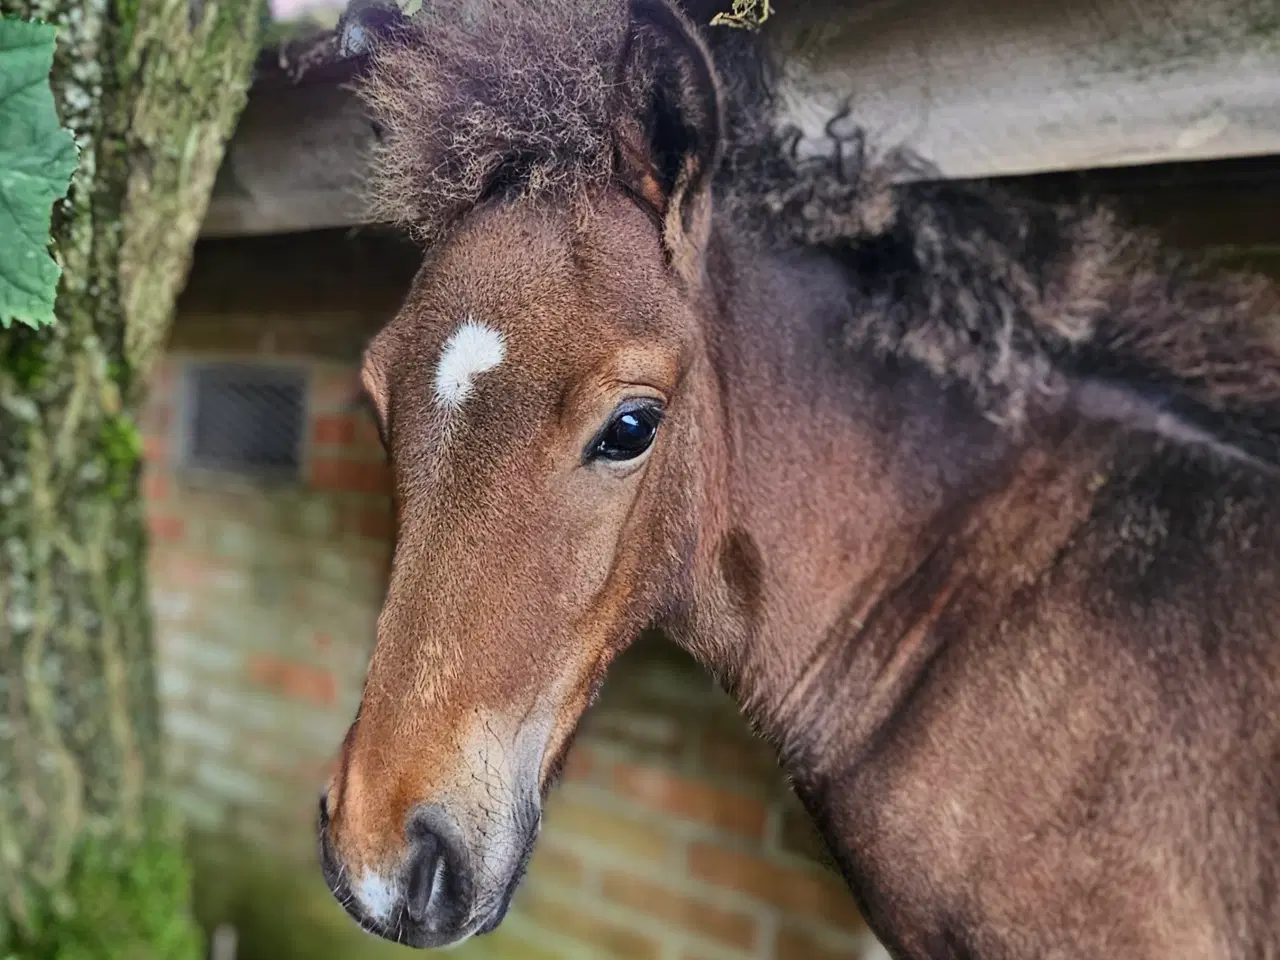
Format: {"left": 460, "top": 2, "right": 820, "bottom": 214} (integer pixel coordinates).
{"left": 358, "top": 0, "right": 1280, "bottom": 467}
{"left": 358, "top": 0, "right": 636, "bottom": 241}
{"left": 742, "top": 123, "right": 1280, "bottom": 464}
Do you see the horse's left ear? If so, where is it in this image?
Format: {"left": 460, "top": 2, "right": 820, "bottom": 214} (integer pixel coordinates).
{"left": 616, "top": 0, "right": 724, "bottom": 275}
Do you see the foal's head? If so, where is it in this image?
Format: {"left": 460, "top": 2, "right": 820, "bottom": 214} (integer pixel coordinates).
{"left": 319, "top": 0, "right": 731, "bottom": 946}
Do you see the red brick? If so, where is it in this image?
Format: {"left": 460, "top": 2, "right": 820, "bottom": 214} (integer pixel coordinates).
{"left": 309, "top": 458, "right": 390, "bottom": 495}
{"left": 159, "top": 554, "right": 235, "bottom": 589}
{"left": 353, "top": 414, "right": 384, "bottom": 450}
{"left": 148, "top": 513, "right": 185, "bottom": 541}
{"left": 600, "top": 870, "right": 757, "bottom": 950}
{"left": 688, "top": 844, "right": 868, "bottom": 935}
{"left": 141, "top": 404, "right": 170, "bottom": 434}
{"left": 142, "top": 470, "right": 169, "bottom": 502}
{"left": 612, "top": 763, "right": 767, "bottom": 838}
{"left": 312, "top": 414, "right": 357, "bottom": 446}
{"left": 589, "top": 711, "right": 685, "bottom": 760}
{"left": 775, "top": 923, "right": 870, "bottom": 960}
{"left": 143, "top": 434, "right": 166, "bottom": 463}
{"left": 541, "top": 796, "right": 672, "bottom": 865}
{"left": 530, "top": 843, "right": 586, "bottom": 887}
{"left": 312, "top": 369, "right": 362, "bottom": 412}
{"left": 343, "top": 501, "right": 394, "bottom": 540}
{"left": 700, "top": 731, "right": 780, "bottom": 782}
{"left": 246, "top": 653, "right": 337, "bottom": 706}
{"left": 520, "top": 888, "right": 661, "bottom": 960}
{"left": 559, "top": 744, "right": 598, "bottom": 783}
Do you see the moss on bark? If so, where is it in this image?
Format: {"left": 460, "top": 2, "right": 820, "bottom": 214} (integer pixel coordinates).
{"left": 0, "top": 0, "right": 262, "bottom": 953}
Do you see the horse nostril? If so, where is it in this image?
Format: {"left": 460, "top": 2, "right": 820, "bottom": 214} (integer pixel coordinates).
{"left": 405, "top": 829, "right": 447, "bottom": 927}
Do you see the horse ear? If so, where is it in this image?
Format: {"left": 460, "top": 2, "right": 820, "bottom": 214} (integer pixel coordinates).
{"left": 616, "top": 0, "right": 724, "bottom": 270}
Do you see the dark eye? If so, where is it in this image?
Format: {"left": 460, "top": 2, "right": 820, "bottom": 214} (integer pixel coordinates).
{"left": 591, "top": 403, "right": 662, "bottom": 463}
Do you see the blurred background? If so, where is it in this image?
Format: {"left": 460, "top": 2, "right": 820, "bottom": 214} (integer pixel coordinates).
{"left": 28, "top": 0, "right": 1280, "bottom": 957}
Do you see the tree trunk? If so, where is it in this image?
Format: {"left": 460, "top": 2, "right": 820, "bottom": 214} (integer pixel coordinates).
{"left": 0, "top": 0, "right": 262, "bottom": 954}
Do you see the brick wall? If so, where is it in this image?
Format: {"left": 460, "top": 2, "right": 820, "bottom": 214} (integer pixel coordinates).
{"left": 149, "top": 160, "right": 1278, "bottom": 960}
{"left": 145, "top": 228, "right": 884, "bottom": 960}
{"left": 145, "top": 356, "right": 391, "bottom": 846}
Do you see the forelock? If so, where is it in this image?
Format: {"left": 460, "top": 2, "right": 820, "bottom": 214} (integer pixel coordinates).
{"left": 358, "top": 0, "right": 632, "bottom": 243}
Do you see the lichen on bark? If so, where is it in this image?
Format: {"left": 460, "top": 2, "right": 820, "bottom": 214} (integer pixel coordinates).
{"left": 0, "top": 0, "right": 262, "bottom": 952}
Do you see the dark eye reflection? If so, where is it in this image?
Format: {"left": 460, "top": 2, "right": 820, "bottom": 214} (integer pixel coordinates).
{"left": 589, "top": 402, "right": 663, "bottom": 463}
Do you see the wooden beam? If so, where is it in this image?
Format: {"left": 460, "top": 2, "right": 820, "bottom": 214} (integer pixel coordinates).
{"left": 201, "top": 0, "right": 1280, "bottom": 237}
{"left": 201, "top": 58, "right": 377, "bottom": 238}
{"left": 774, "top": 0, "right": 1280, "bottom": 180}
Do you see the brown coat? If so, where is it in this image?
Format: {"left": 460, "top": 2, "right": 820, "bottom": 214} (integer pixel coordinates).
{"left": 317, "top": 1, "right": 1280, "bottom": 955}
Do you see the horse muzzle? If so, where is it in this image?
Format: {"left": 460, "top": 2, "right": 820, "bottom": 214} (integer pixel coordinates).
{"left": 318, "top": 791, "right": 537, "bottom": 949}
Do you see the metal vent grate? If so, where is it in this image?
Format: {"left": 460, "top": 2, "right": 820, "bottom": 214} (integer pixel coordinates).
{"left": 181, "top": 363, "right": 307, "bottom": 478}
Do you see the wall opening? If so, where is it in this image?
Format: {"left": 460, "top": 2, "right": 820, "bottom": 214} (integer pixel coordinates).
{"left": 179, "top": 362, "right": 307, "bottom": 480}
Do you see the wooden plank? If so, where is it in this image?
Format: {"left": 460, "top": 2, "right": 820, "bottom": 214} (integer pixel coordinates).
{"left": 201, "top": 66, "right": 376, "bottom": 237}
{"left": 200, "top": 0, "right": 1280, "bottom": 237}
{"left": 772, "top": 0, "right": 1280, "bottom": 180}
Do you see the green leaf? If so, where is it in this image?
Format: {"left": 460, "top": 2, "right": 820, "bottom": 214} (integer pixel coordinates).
{"left": 0, "top": 16, "right": 80, "bottom": 330}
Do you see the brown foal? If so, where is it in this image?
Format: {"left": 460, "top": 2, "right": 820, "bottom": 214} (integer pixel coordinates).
{"left": 317, "top": 1, "right": 1280, "bottom": 955}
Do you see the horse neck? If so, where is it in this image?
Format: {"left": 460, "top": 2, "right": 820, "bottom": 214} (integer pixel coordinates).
{"left": 679, "top": 233, "right": 1084, "bottom": 795}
